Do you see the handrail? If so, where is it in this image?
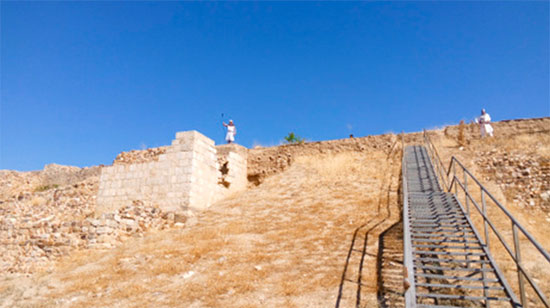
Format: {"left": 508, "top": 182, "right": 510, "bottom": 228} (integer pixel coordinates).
{"left": 451, "top": 176, "right": 549, "bottom": 306}
{"left": 423, "top": 130, "right": 550, "bottom": 308}
{"left": 449, "top": 157, "right": 550, "bottom": 262}
{"left": 423, "top": 134, "right": 449, "bottom": 190}
{"left": 401, "top": 133, "right": 416, "bottom": 308}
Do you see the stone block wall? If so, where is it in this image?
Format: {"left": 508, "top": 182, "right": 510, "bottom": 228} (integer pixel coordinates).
{"left": 96, "top": 131, "right": 247, "bottom": 215}
{"left": 216, "top": 144, "right": 248, "bottom": 198}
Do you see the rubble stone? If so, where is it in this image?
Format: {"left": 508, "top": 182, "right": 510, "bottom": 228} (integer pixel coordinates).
{"left": 0, "top": 167, "right": 183, "bottom": 274}
{"left": 474, "top": 150, "right": 550, "bottom": 211}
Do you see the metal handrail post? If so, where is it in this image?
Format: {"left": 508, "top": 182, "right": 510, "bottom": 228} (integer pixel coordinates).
{"left": 454, "top": 175, "right": 458, "bottom": 196}
{"left": 481, "top": 190, "right": 490, "bottom": 250}
{"left": 464, "top": 171, "right": 470, "bottom": 216}
{"left": 513, "top": 223, "right": 527, "bottom": 307}
{"left": 451, "top": 160, "right": 456, "bottom": 195}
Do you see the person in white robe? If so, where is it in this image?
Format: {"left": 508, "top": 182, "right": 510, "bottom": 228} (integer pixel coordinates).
{"left": 223, "top": 120, "right": 237, "bottom": 144}
{"left": 476, "top": 109, "right": 494, "bottom": 137}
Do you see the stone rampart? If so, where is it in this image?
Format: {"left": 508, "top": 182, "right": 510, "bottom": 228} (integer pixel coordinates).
{"left": 96, "top": 131, "right": 248, "bottom": 215}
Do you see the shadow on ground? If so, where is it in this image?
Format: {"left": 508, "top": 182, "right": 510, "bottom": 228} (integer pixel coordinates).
{"left": 334, "top": 157, "right": 403, "bottom": 307}
{"left": 335, "top": 144, "right": 404, "bottom": 308}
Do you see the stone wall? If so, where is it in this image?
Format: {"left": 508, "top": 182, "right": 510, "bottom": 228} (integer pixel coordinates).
{"left": 216, "top": 144, "right": 248, "bottom": 198}
{"left": 443, "top": 117, "right": 550, "bottom": 140}
{"left": 247, "top": 133, "right": 399, "bottom": 185}
{"left": 96, "top": 131, "right": 248, "bottom": 215}
{"left": 113, "top": 146, "right": 168, "bottom": 165}
{"left": 475, "top": 149, "right": 550, "bottom": 210}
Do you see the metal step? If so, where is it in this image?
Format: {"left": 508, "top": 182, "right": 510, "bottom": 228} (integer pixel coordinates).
{"left": 411, "top": 238, "right": 480, "bottom": 244}
{"left": 414, "top": 264, "right": 494, "bottom": 273}
{"left": 402, "top": 145, "right": 518, "bottom": 307}
{"left": 416, "top": 282, "right": 504, "bottom": 291}
{"left": 411, "top": 233, "right": 477, "bottom": 239}
{"left": 411, "top": 227, "right": 473, "bottom": 233}
{"left": 412, "top": 244, "right": 484, "bottom": 250}
{"left": 416, "top": 272, "right": 499, "bottom": 283}
{"left": 413, "top": 250, "right": 486, "bottom": 257}
{"left": 415, "top": 257, "right": 491, "bottom": 265}
{"left": 417, "top": 305, "right": 466, "bottom": 308}
{"left": 416, "top": 292, "right": 511, "bottom": 302}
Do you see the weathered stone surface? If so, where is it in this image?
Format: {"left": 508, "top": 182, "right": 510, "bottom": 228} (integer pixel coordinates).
{"left": 113, "top": 147, "right": 168, "bottom": 166}
{"left": 0, "top": 168, "right": 184, "bottom": 274}
{"left": 42, "top": 164, "right": 102, "bottom": 186}
{"left": 475, "top": 150, "right": 550, "bottom": 210}
{"left": 97, "top": 131, "right": 249, "bottom": 215}
{"left": 247, "top": 133, "right": 398, "bottom": 185}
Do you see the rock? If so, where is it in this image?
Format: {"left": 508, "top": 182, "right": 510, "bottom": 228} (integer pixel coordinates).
{"left": 96, "top": 227, "right": 111, "bottom": 235}
{"left": 121, "top": 219, "right": 136, "bottom": 226}
{"left": 182, "top": 271, "right": 195, "bottom": 279}
{"left": 475, "top": 150, "right": 548, "bottom": 211}
{"left": 174, "top": 213, "right": 186, "bottom": 223}
{"left": 0, "top": 168, "right": 185, "bottom": 274}
{"left": 113, "top": 147, "right": 168, "bottom": 165}
{"left": 105, "top": 219, "right": 118, "bottom": 228}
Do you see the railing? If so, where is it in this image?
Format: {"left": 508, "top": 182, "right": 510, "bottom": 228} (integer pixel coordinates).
{"left": 401, "top": 134, "right": 416, "bottom": 307}
{"left": 423, "top": 132, "right": 448, "bottom": 191}
{"left": 423, "top": 130, "right": 550, "bottom": 308}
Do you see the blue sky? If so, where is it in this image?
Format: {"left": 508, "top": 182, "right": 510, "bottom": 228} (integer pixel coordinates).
{"left": 1, "top": 1, "right": 549, "bottom": 171}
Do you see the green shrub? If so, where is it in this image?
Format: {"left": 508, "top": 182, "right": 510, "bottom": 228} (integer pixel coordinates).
{"left": 284, "top": 132, "right": 305, "bottom": 144}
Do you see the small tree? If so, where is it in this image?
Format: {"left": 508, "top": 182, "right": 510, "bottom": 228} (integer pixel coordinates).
{"left": 284, "top": 132, "right": 305, "bottom": 144}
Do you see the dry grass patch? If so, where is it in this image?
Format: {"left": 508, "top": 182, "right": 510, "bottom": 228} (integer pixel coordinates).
{"left": 3, "top": 149, "right": 402, "bottom": 307}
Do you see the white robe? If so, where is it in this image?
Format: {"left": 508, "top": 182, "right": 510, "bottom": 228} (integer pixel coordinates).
{"left": 225, "top": 125, "right": 236, "bottom": 142}
{"left": 479, "top": 113, "right": 493, "bottom": 137}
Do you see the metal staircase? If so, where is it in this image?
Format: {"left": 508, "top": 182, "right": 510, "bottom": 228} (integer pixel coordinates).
{"left": 402, "top": 145, "right": 520, "bottom": 307}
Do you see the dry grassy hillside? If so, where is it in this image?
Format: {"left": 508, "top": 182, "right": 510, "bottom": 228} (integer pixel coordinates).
{"left": 1, "top": 142, "right": 402, "bottom": 307}
{"left": 0, "top": 117, "right": 548, "bottom": 308}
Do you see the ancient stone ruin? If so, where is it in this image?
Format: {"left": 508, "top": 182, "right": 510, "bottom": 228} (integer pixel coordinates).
{"left": 96, "top": 130, "right": 248, "bottom": 215}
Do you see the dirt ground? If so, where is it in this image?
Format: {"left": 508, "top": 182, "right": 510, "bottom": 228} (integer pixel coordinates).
{"left": 0, "top": 146, "right": 402, "bottom": 307}
{"left": 1, "top": 117, "right": 547, "bottom": 308}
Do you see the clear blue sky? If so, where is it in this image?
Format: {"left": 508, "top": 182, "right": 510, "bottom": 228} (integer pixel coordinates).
{"left": 1, "top": 1, "right": 549, "bottom": 171}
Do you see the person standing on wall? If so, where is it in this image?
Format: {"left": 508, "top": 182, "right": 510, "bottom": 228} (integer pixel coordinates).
{"left": 223, "top": 120, "right": 237, "bottom": 144}
{"left": 476, "top": 109, "right": 494, "bottom": 137}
